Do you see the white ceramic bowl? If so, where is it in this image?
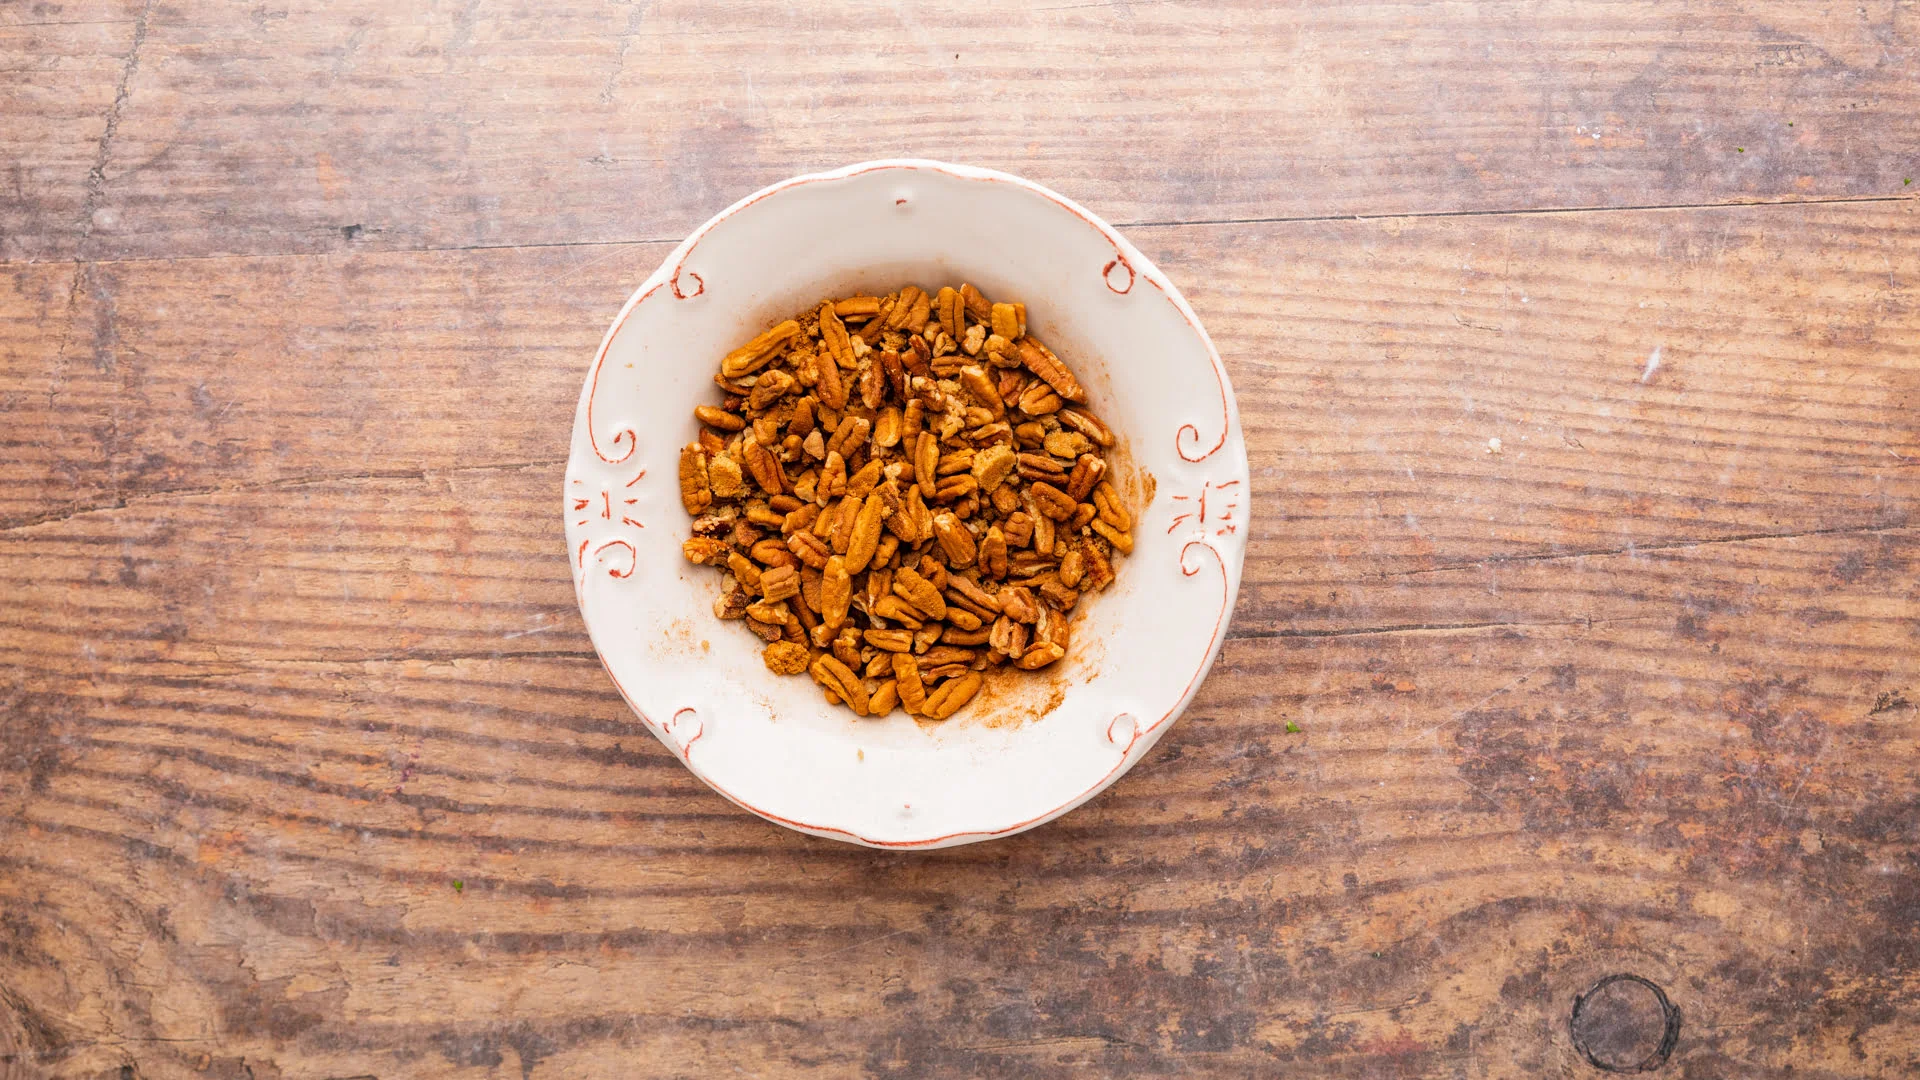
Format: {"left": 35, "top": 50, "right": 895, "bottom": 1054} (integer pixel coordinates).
{"left": 564, "top": 160, "right": 1247, "bottom": 848}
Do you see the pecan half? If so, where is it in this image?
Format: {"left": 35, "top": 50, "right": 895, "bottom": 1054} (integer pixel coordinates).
{"left": 811, "top": 654, "right": 869, "bottom": 715}
{"left": 821, "top": 555, "right": 852, "bottom": 629}
{"left": 892, "top": 653, "right": 927, "bottom": 714}
{"left": 931, "top": 512, "right": 977, "bottom": 568}
{"left": 721, "top": 320, "right": 799, "bottom": 378}
{"left": 679, "top": 444, "right": 713, "bottom": 514}
{"left": 1016, "top": 336, "right": 1085, "bottom": 402}
{"left": 921, "top": 672, "right": 981, "bottom": 720}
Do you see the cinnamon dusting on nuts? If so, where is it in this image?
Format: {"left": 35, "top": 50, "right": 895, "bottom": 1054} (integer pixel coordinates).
{"left": 681, "top": 284, "right": 1131, "bottom": 719}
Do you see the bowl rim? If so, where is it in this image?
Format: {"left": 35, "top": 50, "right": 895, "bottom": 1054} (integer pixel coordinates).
{"left": 568, "top": 158, "right": 1247, "bottom": 847}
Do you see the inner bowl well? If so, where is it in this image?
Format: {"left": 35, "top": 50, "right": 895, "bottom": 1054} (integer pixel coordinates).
{"left": 565, "top": 160, "right": 1248, "bottom": 848}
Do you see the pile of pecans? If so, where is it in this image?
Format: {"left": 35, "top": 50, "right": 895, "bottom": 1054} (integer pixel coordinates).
{"left": 678, "top": 284, "right": 1132, "bottom": 720}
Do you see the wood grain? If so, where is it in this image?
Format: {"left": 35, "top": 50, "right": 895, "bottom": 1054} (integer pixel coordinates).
{"left": 0, "top": 0, "right": 145, "bottom": 264}
{"left": 6, "top": 0, "right": 1918, "bottom": 263}
{"left": 4, "top": 2, "right": 1919, "bottom": 1078}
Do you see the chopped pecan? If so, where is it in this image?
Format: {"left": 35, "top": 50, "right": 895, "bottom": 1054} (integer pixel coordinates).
{"left": 932, "top": 512, "right": 977, "bottom": 568}
{"left": 913, "top": 431, "right": 939, "bottom": 497}
{"left": 758, "top": 565, "right": 801, "bottom": 602}
{"left": 870, "top": 594, "right": 924, "bottom": 628}
{"left": 1057, "top": 406, "right": 1114, "bottom": 447}
{"left": 933, "top": 474, "right": 978, "bottom": 502}
{"left": 787, "top": 532, "right": 830, "bottom": 569}
{"left": 708, "top": 454, "right": 746, "bottom": 499}
{"left": 1038, "top": 579, "right": 1079, "bottom": 611}
{"left": 1015, "top": 641, "right": 1065, "bottom": 670}
{"left": 1058, "top": 547, "right": 1085, "bottom": 589}
{"left": 989, "top": 615, "right": 1028, "bottom": 659}
{"left": 742, "top": 438, "right": 784, "bottom": 495}
{"left": 682, "top": 537, "right": 729, "bottom": 565}
{"left": 811, "top": 654, "right": 869, "bottom": 715}
{"left": 1002, "top": 512, "right": 1034, "bottom": 548}
{"left": 959, "top": 282, "right": 993, "bottom": 321}
{"left": 714, "top": 587, "right": 750, "bottom": 620}
{"left": 748, "top": 370, "right": 796, "bottom": 411}
{"left": 1066, "top": 454, "right": 1105, "bottom": 501}
{"left": 865, "top": 628, "right": 914, "bottom": 652}
{"left": 1083, "top": 540, "right": 1116, "bottom": 591}
{"left": 695, "top": 404, "right": 744, "bottom": 431}
{"left": 935, "top": 286, "right": 962, "bottom": 340}
{"left": 745, "top": 597, "right": 790, "bottom": 624}
{"left": 979, "top": 525, "right": 1008, "bottom": 579}
{"left": 921, "top": 672, "right": 981, "bottom": 720}
{"left": 764, "top": 641, "right": 810, "bottom": 675}
{"left": 971, "top": 444, "right": 1017, "bottom": 493}
{"left": 942, "top": 625, "right": 992, "bottom": 646}
{"left": 919, "top": 646, "right": 977, "bottom": 667}
{"left": 721, "top": 319, "right": 799, "bottom": 378}
{"left": 1000, "top": 586, "right": 1040, "bottom": 624}
{"left": 727, "top": 552, "right": 763, "bottom": 593}
{"left": 1090, "top": 518, "right": 1134, "bottom": 555}
{"left": 1093, "top": 481, "right": 1131, "bottom": 531}
{"left": 835, "top": 296, "right": 881, "bottom": 319}
{"left": 1044, "top": 430, "right": 1092, "bottom": 460}
{"left": 679, "top": 444, "right": 712, "bottom": 514}
{"left": 1016, "top": 452, "right": 1066, "bottom": 479}
{"left": 847, "top": 458, "right": 885, "bottom": 500}
{"left": 959, "top": 366, "right": 1004, "bottom": 419}
{"left": 1028, "top": 481, "right": 1076, "bottom": 521}
{"left": 845, "top": 491, "right": 887, "bottom": 573}
{"left": 948, "top": 575, "right": 1001, "bottom": 613}
{"left": 788, "top": 397, "right": 816, "bottom": 439}
{"left": 752, "top": 538, "right": 798, "bottom": 569}
{"left": 892, "top": 567, "right": 947, "bottom": 620}
{"left": 1016, "top": 337, "right": 1084, "bottom": 402}
{"left": 892, "top": 653, "right": 927, "bottom": 714}
{"left": 990, "top": 302, "right": 1022, "bottom": 341}
{"left": 873, "top": 405, "right": 903, "bottom": 449}
{"left": 821, "top": 555, "right": 852, "bottom": 629}
{"left": 935, "top": 448, "right": 976, "bottom": 476}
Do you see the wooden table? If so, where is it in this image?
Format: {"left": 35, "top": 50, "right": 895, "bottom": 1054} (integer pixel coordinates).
{"left": 4, "top": 3, "right": 1916, "bottom": 1077}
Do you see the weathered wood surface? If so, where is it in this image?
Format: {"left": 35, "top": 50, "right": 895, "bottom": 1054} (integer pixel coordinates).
{"left": 3, "top": 2, "right": 1918, "bottom": 1078}
{"left": 7, "top": 0, "right": 1920, "bottom": 264}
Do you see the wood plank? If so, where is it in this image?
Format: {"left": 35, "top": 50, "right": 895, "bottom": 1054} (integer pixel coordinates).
{"left": 9, "top": 0, "right": 1918, "bottom": 262}
{"left": 6, "top": 202, "right": 1912, "bottom": 548}
{"left": 0, "top": 0, "right": 143, "bottom": 263}
{"left": 0, "top": 460, "right": 1913, "bottom": 667}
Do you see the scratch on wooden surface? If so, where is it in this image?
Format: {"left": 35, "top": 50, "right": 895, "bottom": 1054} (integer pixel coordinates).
{"left": 1384, "top": 669, "right": 1552, "bottom": 754}
{"left": 50, "top": 0, "right": 156, "bottom": 392}
{"left": 600, "top": 1, "right": 653, "bottom": 104}
{"left": 1228, "top": 617, "right": 1616, "bottom": 641}
{"left": 800, "top": 928, "right": 913, "bottom": 963}
{"left": 1640, "top": 344, "right": 1663, "bottom": 383}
